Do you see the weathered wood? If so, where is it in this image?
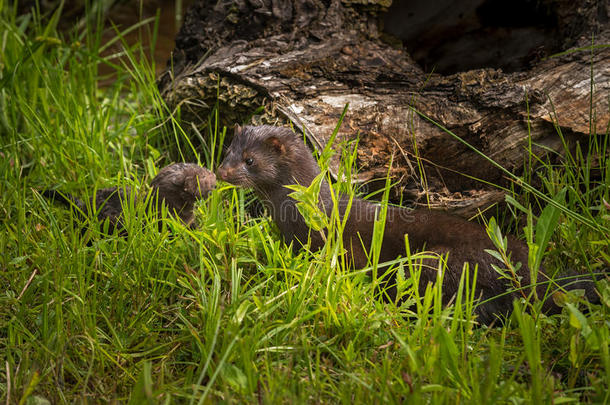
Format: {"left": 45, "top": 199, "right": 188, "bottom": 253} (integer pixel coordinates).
{"left": 159, "top": 0, "right": 610, "bottom": 215}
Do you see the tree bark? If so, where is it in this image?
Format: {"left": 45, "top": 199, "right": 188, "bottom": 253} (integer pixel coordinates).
{"left": 159, "top": 0, "right": 610, "bottom": 215}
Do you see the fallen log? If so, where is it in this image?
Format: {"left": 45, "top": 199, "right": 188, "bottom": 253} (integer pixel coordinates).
{"left": 159, "top": 0, "right": 610, "bottom": 215}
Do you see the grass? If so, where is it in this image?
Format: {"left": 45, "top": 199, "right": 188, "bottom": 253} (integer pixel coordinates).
{"left": 1, "top": 3, "right": 609, "bottom": 403}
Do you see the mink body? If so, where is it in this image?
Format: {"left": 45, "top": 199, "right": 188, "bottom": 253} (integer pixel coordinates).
{"left": 43, "top": 163, "right": 216, "bottom": 237}
{"left": 218, "top": 125, "right": 599, "bottom": 324}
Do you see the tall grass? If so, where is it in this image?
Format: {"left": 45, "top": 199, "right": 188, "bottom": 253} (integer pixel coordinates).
{"left": 1, "top": 2, "right": 609, "bottom": 403}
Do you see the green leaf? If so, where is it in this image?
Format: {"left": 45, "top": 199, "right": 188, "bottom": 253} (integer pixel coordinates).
{"left": 221, "top": 364, "right": 248, "bottom": 393}
{"left": 485, "top": 217, "right": 507, "bottom": 251}
{"left": 232, "top": 300, "right": 251, "bottom": 325}
{"left": 553, "top": 397, "right": 580, "bottom": 404}
{"left": 533, "top": 188, "right": 566, "bottom": 270}
{"left": 484, "top": 249, "right": 505, "bottom": 264}
{"left": 569, "top": 335, "right": 578, "bottom": 366}
{"left": 566, "top": 303, "right": 592, "bottom": 338}
{"left": 25, "top": 397, "right": 51, "bottom": 405}
{"left": 599, "top": 279, "right": 610, "bottom": 308}
{"left": 287, "top": 171, "right": 328, "bottom": 231}
{"left": 9, "top": 255, "right": 29, "bottom": 266}
{"left": 505, "top": 194, "right": 528, "bottom": 214}
{"left": 128, "top": 361, "right": 154, "bottom": 405}
{"left": 146, "top": 144, "right": 161, "bottom": 160}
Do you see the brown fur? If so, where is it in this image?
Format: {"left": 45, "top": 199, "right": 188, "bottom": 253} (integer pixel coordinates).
{"left": 43, "top": 163, "right": 215, "bottom": 237}
{"left": 218, "top": 125, "right": 599, "bottom": 324}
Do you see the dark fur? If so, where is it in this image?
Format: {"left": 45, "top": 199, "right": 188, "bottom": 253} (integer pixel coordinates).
{"left": 43, "top": 163, "right": 215, "bottom": 237}
{"left": 218, "top": 125, "right": 600, "bottom": 324}
{"left": 149, "top": 163, "right": 216, "bottom": 226}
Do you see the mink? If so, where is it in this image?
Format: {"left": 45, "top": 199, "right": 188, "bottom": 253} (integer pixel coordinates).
{"left": 42, "top": 163, "right": 216, "bottom": 238}
{"left": 217, "top": 125, "right": 600, "bottom": 325}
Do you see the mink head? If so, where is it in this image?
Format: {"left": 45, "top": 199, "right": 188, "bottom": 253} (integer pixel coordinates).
{"left": 217, "top": 125, "right": 320, "bottom": 191}
{"left": 150, "top": 163, "right": 216, "bottom": 210}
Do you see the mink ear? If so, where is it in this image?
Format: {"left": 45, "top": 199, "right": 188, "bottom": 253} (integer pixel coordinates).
{"left": 234, "top": 124, "right": 242, "bottom": 137}
{"left": 265, "top": 136, "right": 286, "bottom": 154}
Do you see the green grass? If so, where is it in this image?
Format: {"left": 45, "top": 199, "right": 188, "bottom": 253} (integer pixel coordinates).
{"left": 1, "top": 3, "right": 610, "bottom": 403}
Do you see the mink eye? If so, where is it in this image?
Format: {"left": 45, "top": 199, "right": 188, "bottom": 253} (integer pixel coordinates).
{"left": 245, "top": 158, "right": 253, "bottom": 166}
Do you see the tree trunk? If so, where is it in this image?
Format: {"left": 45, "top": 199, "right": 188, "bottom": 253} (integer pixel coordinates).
{"left": 159, "top": 0, "right": 610, "bottom": 216}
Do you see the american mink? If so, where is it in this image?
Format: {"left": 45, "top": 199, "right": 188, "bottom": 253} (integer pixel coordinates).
{"left": 42, "top": 163, "right": 216, "bottom": 237}
{"left": 218, "top": 125, "right": 599, "bottom": 324}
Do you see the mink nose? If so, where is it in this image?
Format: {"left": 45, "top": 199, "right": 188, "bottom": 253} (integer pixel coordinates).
{"left": 217, "top": 166, "right": 232, "bottom": 181}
